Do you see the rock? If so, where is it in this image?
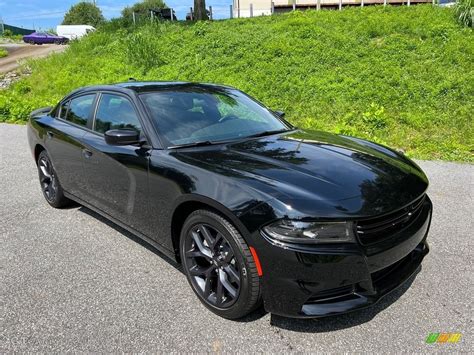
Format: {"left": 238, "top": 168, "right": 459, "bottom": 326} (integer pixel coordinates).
{"left": 0, "top": 69, "right": 31, "bottom": 89}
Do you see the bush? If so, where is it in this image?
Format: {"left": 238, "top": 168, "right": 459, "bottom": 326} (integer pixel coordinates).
{"left": 122, "top": 0, "right": 167, "bottom": 19}
{"left": 454, "top": 0, "right": 473, "bottom": 27}
{"left": 0, "top": 48, "right": 7, "bottom": 58}
{"left": 0, "top": 6, "right": 473, "bottom": 161}
{"left": 2, "top": 29, "right": 13, "bottom": 37}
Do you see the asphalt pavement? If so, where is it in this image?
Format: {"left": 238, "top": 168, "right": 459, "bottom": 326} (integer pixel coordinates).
{"left": 0, "top": 123, "right": 472, "bottom": 352}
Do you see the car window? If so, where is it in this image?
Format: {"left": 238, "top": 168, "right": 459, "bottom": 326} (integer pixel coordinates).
{"left": 94, "top": 94, "right": 141, "bottom": 134}
{"left": 58, "top": 100, "right": 69, "bottom": 119}
{"left": 65, "top": 94, "right": 95, "bottom": 127}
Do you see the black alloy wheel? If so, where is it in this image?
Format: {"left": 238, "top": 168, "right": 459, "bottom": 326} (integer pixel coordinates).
{"left": 37, "top": 150, "right": 70, "bottom": 208}
{"left": 180, "top": 210, "right": 261, "bottom": 319}
{"left": 38, "top": 154, "right": 57, "bottom": 202}
{"left": 185, "top": 223, "right": 241, "bottom": 308}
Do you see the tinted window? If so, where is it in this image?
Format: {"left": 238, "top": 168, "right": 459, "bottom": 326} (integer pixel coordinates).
{"left": 94, "top": 94, "right": 141, "bottom": 134}
{"left": 140, "top": 87, "right": 288, "bottom": 147}
{"left": 66, "top": 94, "right": 95, "bottom": 127}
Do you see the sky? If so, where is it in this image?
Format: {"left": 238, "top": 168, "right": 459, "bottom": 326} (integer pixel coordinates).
{"left": 0, "top": 0, "right": 233, "bottom": 30}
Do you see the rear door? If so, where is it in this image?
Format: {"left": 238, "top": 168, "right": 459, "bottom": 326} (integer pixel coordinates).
{"left": 44, "top": 93, "right": 96, "bottom": 198}
{"left": 45, "top": 34, "right": 54, "bottom": 44}
{"left": 81, "top": 92, "right": 151, "bottom": 231}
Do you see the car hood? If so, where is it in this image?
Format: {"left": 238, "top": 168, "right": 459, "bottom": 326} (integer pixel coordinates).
{"left": 173, "top": 130, "right": 429, "bottom": 218}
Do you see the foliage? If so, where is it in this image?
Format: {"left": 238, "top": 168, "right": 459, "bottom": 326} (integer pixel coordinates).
{"left": 454, "top": 0, "right": 473, "bottom": 27}
{"left": 121, "top": 0, "right": 167, "bottom": 19}
{"left": 1, "top": 6, "right": 473, "bottom": 161}
{"left": 0, "top": 48, "right": 7, "bottom": 58}
{"left": 62, "top": 1, "right": 105, "bottom": 27}
{"left": 0, "top": 29, "right": 23, "bottom": 42}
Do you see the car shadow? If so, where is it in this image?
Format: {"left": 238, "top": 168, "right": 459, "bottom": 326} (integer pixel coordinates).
{"left": 77, "top": 205, "right": 420, "bottom": 329}
{"left": 78, "top": 206, "right": 182, "bottom": 272}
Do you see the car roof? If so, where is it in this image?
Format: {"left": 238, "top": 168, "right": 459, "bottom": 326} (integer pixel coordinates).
{"left": 115, "top": 81, "right": 234, "bottom": 93}
{"left": 62, "top": 81, "right": 235, "bottom": 100}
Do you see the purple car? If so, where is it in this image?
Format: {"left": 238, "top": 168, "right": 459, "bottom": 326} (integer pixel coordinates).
{"left": 23, "top": 32, "right": 69, "bottom": 45}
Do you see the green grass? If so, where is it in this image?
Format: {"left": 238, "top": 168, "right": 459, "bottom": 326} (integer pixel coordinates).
{"left": 0, "top": 48, "right": 7, "bottom": 58}
{"left": 0, "top": 5, "right": 473, "bottom": 161}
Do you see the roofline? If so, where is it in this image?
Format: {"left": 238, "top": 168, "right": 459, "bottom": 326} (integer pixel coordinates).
{"left": 114, "top": 81, "right": 238, "bottom": 92}
{"left": 61, "top": 81, "right": 240, "bottom": 100}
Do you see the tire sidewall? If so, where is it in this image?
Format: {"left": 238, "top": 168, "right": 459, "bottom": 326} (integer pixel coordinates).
{"left": 180, "top": 211, "right": 255, "bottom": 319}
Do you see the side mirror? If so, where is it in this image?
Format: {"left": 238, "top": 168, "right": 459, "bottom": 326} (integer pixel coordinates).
{"left": 104, "top": 129, "right": 140, "bottom": 146}
{"left": 274, "top": 110, "right": 285, "bottom": 118}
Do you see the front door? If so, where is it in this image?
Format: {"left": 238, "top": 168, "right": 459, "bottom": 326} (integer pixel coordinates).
{"left": 81, "top": 93, "right": 150, "bottom": 232}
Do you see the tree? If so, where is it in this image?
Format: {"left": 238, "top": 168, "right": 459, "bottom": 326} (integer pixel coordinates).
{"left": 121, "top": 0, "right": 167, "bottom": 19}
{"left": 62, "top": 1, "right": 105, "bottom": 27}
{"left": 194, "top": 0, "right": 208, "bottom": 20}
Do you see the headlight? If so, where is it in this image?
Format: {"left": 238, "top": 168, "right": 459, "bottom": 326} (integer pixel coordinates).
{"left": 262, "top": 220, "right": 355, "bottom": 244}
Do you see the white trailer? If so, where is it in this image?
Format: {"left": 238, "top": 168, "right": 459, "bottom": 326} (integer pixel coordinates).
{"left": 56, "top": 25, "right": 96, "bottom": 40}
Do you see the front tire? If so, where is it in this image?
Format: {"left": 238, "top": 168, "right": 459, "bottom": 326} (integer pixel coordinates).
{"left": 180, "top": 210, "right": 261, "bottom": 319}
{"left": 37, "top": 150, "right": 71, "bottom": 208}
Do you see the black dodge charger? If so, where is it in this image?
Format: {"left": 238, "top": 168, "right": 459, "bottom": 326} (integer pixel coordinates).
{"left": 27, "top": 82, "right": 432, "bottom": 319}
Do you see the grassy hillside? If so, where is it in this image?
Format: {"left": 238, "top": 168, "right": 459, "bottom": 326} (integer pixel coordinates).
{"left": 0, "top": 6, "right": 473, "bottom": 161}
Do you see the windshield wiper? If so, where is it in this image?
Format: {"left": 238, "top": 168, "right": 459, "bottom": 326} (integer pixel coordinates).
{"left": 245, "top": 128, "right": 295, "bottom": 139}
{"left": 168, "top": 140, "right": 217, "bottom": 149}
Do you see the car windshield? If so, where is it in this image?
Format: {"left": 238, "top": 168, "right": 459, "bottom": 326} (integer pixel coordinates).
{"left": 140, "top": 86, "right": 290, "bottom": 147}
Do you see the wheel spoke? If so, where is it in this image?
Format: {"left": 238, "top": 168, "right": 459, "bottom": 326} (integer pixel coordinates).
{"left": 216, "top": 270, "right": 224, "bottom": 306}
{"left": 219, "top": 268, "right": 238, "bottom": 298}
{"left": 191, "top": 231, "right": 212, "bottom": 258}
{"left": 224, "top": 265, "right": 240, "bottom": 285}
{"left": 203, "top": 274, "right": 212, "bottom": 299}
{"left": 39, "top": 163, "right": 51, "bottom": 179}
{"left": 43, "top": 183, "right": 50, "bottom": 197}
{"left": 213, "top": 233, "right": 224, "bottom": 252}
{"left": 189, "top": 264, "right": 214, "bottom": 276}
{"left": 185, "top": 249, "right": 211, "bottom": 260}
{"left": 199, "top": 224, "right": 214, "bottom": 248}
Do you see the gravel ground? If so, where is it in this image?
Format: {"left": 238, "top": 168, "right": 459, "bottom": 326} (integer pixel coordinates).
{"left": 0, "top": 123, "right": 472, "bottom": 353}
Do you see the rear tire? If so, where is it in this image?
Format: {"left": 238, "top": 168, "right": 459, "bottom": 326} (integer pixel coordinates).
{"left": 180, "top": 209, "right": 261, "bottom": 319}
{"left": 37, "top": 150, "right": 71, "bottom": 208}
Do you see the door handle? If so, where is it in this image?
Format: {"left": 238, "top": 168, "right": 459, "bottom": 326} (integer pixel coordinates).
{"left": 46, "top": 131, "right": 54, "bottom": 139}
{"left": 82, "top": 149, "right": 93, "bottom": 159}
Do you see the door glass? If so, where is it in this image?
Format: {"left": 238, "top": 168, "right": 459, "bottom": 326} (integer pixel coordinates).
{"left": 94, "top": 94, "right": 141, "bottom": 134}
{"left": 66, "top": 94, "right": 95, "bottom": 127}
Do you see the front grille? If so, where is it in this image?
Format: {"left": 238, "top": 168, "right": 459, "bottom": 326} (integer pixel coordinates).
{"left": 356, "top": 195, "right": 426, "bottom": 246}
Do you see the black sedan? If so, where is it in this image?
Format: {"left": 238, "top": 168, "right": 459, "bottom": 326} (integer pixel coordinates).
{"left": 27, "top": 82, "right": 432, "bottom": 319}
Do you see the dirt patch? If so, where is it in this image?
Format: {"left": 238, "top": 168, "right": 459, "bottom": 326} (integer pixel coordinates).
{"left": 0, "top": 43, "right": 67, "bottom": 74}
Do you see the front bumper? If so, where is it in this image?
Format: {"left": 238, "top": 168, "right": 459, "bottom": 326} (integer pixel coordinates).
{"left": 253, "top": 196, "right": 432, "bottom": 318}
